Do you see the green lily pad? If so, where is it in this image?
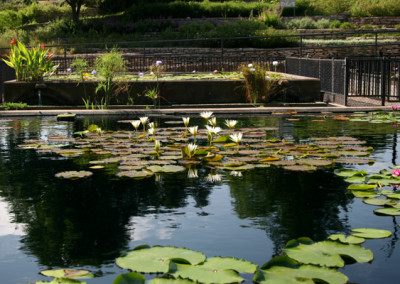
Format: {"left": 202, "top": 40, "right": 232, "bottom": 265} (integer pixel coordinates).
{"left": 168, "top": 261, "right": 243, "bottom": 284}
{"left": 201, "top": 257, "right": 257, "bottom": 274}
{"left": 328, "top": 234, "right": 365, "bottom": 244}
{"left": 284, "top": 238, "right": 373, "bottom": 267}
{"left": 41, "top": 269, "right": 92, "bottom": 279}
{"left": 116, "top": 246, "right": 206, "bottom": 274}
{"left": 254, "top": 256, "right": 348, "bottom": 284}
{"left": 351, "top": 228, "right": 392, "bottom": 239}
{"left": 374, "top": 207, "right": 400, "bottom": 216}
{"left": 344, "top": 176, "right": 366, "bottom": 183}
{"left": 55, "top": 171, "right": 93, "bottom": 180}
{"left": 283, "top": 165, "right": 317, "bottom": 172}
{"left": 334, "top": 169, "right": 367, "bottom": 177}
{"left": 363, "top": 198, "right": 393, "bottom": 206}
{"left": 148, "top": 278, "right": 195, "bottom": 284}
{"left": 113, "top": 272, "right": 145, "bottom": 284}
{"left": 36, "top": 278, "right": 85, "bottom": 284}
{"left": 116, "top": 170, "right": 153, "bottom": 179}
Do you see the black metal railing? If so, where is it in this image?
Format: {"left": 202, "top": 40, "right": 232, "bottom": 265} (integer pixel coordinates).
{"left": 345, "top": 58, "right": 400, "bottom": 106}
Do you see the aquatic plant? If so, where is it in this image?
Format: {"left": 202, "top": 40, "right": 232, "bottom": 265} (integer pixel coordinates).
{"left": 230, "top": 132, "right": 243, "bottom": 153}
{"left": 225, "top": 119, "right": 237, "bottom": 135}
{"left": 239, "top": 62, "right": 286, "bottom": 104}
{"left": 200, "top": 111, "right": 213, "bottom": 121}
{"left": 2, "top": 39, "right": 58, "bottom": 81}
{"left": 139, "top": 116, "right": 148, "bottom": 135}
{"left": 188, "top": 126, "right": 198, "bottom": 142}
{"left": 94, "top": 48, "right": 126, "bottom": 107}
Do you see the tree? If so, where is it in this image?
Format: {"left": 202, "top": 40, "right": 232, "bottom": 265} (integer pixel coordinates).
{"left": 65, "top": 0, "right": 84, "bottom": 24}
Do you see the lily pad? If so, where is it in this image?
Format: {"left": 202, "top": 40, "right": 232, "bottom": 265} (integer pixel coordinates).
{"left": 351, "top": 228, "right": 392, "bottom": 239}
{"left": 41, "top": 269, "right": 92, "bottom": 279}
{"left": 201, "top": 257, "right": 257, "bottom": 274}
{"left": 55, "top": 171, "right": 93, "bottom": 180}
{"left": 328, "top": 234, "right": 365, "bottom": 244}
{"left": 284, "top": 238, "right": 373, "bottom": 267}
{"left": 374, "top": 207, "right": 400, "bottom": 216}
{"left": 36, "top": 278, "right": 85, "bottom": 284}
{"left": 113, "top": 272, "right": 145, "bottom": 284}
{"left": 168, "top": 261, "right": 243, "bottom": 284}
{"left": 116, "top": 246, "right": 206, "bottom": 274}
{"left": 254, "top": 256, "right": 348, "bottom": 284}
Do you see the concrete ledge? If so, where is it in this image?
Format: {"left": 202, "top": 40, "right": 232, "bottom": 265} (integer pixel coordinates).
{"left": 3, "top": 74, "right": 321, "bottom": 105}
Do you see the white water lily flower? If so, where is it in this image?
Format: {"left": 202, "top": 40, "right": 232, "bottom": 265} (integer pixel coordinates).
{"left": 200, "top": 111, "right": 213, "bottom": 120}
{"left": 131, "top": 120, "right": 141, "bottom": 130}
{"left": 225, "top": 119, "right": 237, "bottom": 129}
{"left": 148, "top": 122, "right": 155, "bottom": 129}
{"left": 187, "top": 143, "right": 198, "bottom": 154}
{"left": 248, "top": 63, "right": 253, "bottom": 68}
{"left": 182, "top": 117, "right": 190, "bottom": 127}
{"left": 230, "top": 132, "right": 243, "bottom": 144}
{"left": 206, "top": 125, "right": 221, "bottom": 135}
{"left": 273, "top": 61, "right": 279, "bottom": 66}
{"left": 96, "top": 127, "right": 102, "bottom": 134}
{"left": 188, "top": 126, "right": 198, "bottom": 135}
{"left": 154, "top": 140, "right": 161, "bottom": 152}
{"left": 208, "top": 117, "right": 217, "bottom": 127}
{"left": 148, "top": 128, "right": 155, "bottom": 135}
{"left": 139, "top": 116, "right": 148, "bottom": 126}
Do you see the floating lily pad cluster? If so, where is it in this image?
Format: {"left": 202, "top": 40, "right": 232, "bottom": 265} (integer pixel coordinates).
{"left": 335, "top": 166, "right": 400, "bottom": 215}
{"left": 111, "top": 238, "right": 378, "bottom": 284}
{"left": 17, "top": 114, "right": 375, "bottom": 180}
{"left": 349, "top": 110, "right": 400, "bottom": 124}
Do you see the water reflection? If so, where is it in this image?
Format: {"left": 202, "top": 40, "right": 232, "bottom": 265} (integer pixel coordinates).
{"left": 0, "top": 116, "right": 399, "bottom": 283}
{"left": 226, "top": 167, "right": 351, "bottom": 256}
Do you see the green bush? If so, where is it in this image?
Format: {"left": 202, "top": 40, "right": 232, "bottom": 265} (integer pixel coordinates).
{"left": 396, "top": 24, "right": 400, "bottom": 30}
{"left": 360, "top": 24, "right": 378, "bottom": 30}
{"left": 339, "top": 22, "right": 356, "bottom": 30}
{"left": 1, "top": 102, "right": 28, "bottom": 110}
{"left": 314, "top": 18, "right": 331, "bottom": 29}
{"left": 286, "top": 17, "right": 316, "bottom": 29}
{"left": 350, "top": 0, "right": 400, "bottom": 17}
{"left": 329, "top": 20, "right": 341, "bottom": 29}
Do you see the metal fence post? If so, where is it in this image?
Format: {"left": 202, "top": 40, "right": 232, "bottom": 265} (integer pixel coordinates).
{"left": 299, "top": 35, "right": 303, "bottom": 57}
{"left": 344, "top": 58, "right": 349, "bottom": 106}
{"left": 381, "top": 58, "right": 387, "bottom": 106}
{"left": 221, "top": 38, "right": 224, "bottom": 70}
{"left": 374, "top": 32, "right": 378, "bottom": 57}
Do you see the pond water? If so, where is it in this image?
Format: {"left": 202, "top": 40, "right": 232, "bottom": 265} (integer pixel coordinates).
{"left": 0, "top": 114, "right": 399, "bottom": 283}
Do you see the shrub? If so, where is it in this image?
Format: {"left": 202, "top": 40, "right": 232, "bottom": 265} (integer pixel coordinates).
{"left": 339, "top": 22, "right": 356, "bottom": 30}
{"left": 350, "top": 0, "right": 400, "bottom": 17}
{"left": 315, "top": 18, "right": 331, "bottom": 29}
{"left": 308, "top": 0, "right": 351, "bottom": 15}
{"left": 360, "top": 24, "right": 378, "bottom": 30}
{"left": 286, "top": 17, "right": 316, "bottom": 29}
{"left": 329, "top": 20, "right": 341, "bottom": 29}
{"left": 396, "top": 24, "right": 400, "bottom": 30}
{"left": 1, "top": 102, "right": 28, "bottom": 110}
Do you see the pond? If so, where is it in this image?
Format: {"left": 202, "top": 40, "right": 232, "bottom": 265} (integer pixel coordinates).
{"left": 0, "top": 113, "right": 399, "bottom": 283}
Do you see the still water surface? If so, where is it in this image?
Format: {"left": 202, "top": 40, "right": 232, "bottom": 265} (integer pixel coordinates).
{"left": 0, "top": 115, "right": 399, "bottom": 283}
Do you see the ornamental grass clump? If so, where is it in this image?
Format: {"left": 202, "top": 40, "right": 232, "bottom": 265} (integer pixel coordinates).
{"left": 2, "top": 38, "right": 58, "bottom": 81}
{"left": 239, "top": 63, "right": 286, "bottom": 104}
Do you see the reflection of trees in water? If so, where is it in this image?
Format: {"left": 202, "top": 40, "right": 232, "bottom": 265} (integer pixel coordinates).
{"left": 0, "top": 124, "right": 212, "bottom": 267}
{"left": 227, "top": 167, "right": 352, "bottom": 256}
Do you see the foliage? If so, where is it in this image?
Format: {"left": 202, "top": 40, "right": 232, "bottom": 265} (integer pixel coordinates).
{"left": 350, "top": 0, "right": 400, "bottom": 17}
{"left": 239, "top": 63, "right": 287, "bottom": 104}
{"left": 254, "top": 3, "right": 283, "bottom": 28}
{"left": 339, "top": 22, "right": 357, "bottom": 30}
{"left": 329, "top": 20, "right": 341, "bottom": 29}
{"left": 70, "top": 57, "right": 88, "bottom": 81}
{"left": 0, "top": 102, "right": 28, "bottom": 110}
{"left": 2, "top": 39, "right": 58, "bottom": 81}
{"left": 94, "top": 48, "right": 126, "bottom": 106}
{"left": 286, "top": 17, "right": 317, "bottom": 29}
